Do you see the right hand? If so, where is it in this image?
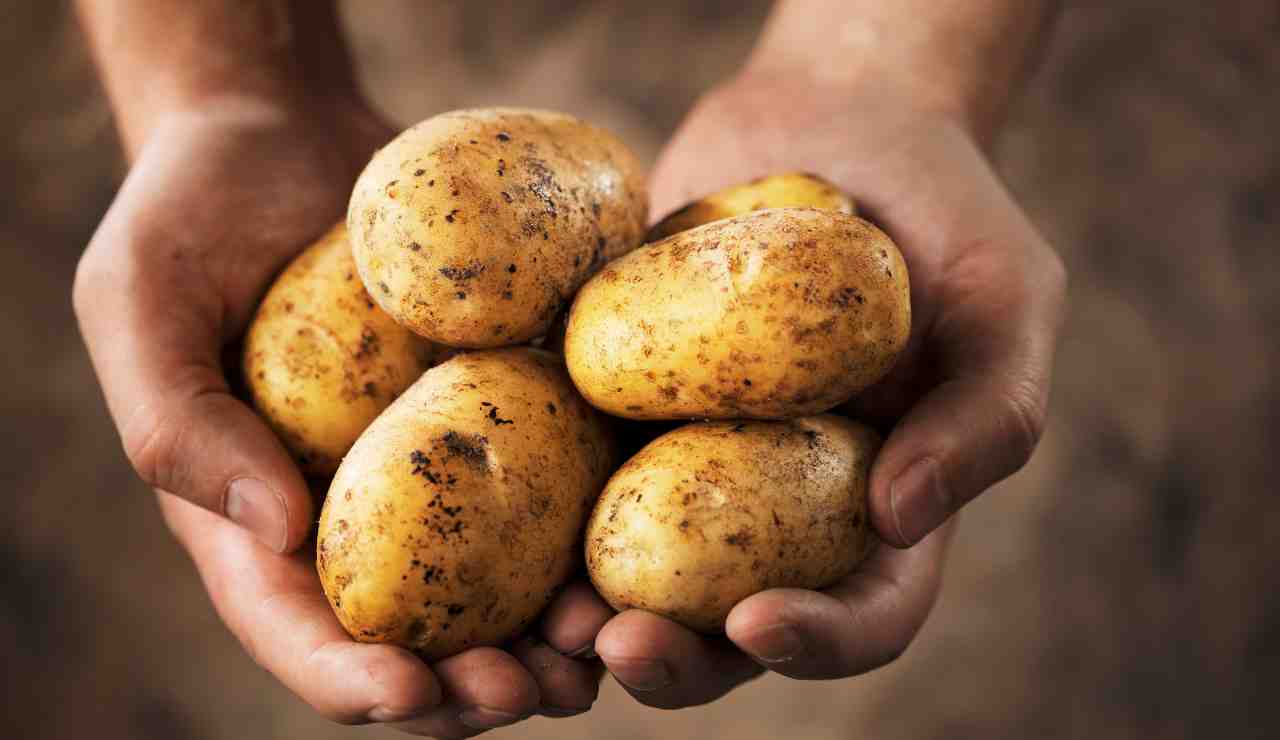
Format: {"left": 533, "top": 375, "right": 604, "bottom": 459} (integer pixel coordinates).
{"left": 75, "top": 95, "right": 606, "bottom": 735}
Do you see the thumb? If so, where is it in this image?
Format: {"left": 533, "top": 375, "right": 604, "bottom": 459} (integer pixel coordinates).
{"left": 868, "top": 249, "right": 1065, "bottom": 547}
{"left": 74, "top": 212, "right": 313, "bottom": 553}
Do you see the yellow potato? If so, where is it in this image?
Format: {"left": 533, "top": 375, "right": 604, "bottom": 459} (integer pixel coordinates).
{"left": 317, "top": 348, "right": 617, "bottom": 660}
{"left": 243, "top": 223, "right": 439, "bottom": 476}
{"left": 646, "top": 172, "right": 856, "bottom": 242}
{"left": 564, "top": 208, "right": 910, "bottom": 420}
{"left": 348, "top": 108, "right": 648, "bottom": 348}
{"left": 586, "top": 416, "right": 879, "bottom": 633}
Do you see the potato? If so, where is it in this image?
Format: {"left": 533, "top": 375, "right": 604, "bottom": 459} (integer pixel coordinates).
{"left": 316, "top": 348, "right": 617, "bottom": 660}
{"left": 564, "top": 208, "right": 910, "bottom": 420}
{"left": 243, "top": 223, "right": 439, "bottom": 476}
{"left": 586, "top": 415, "right": 879, "bottom": 633}
{"left": 348, "top": 108, "right": 648, "bottom": 348}
{"left": 646, "top": 172, "right": 856, "bottom": 242}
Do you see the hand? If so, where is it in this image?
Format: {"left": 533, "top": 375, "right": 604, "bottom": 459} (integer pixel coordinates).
{"left": 571, "top": 70, "right": 1065, "bottom": 706}
{"left": 75, "top": 96, "right": 606, "bottom": 736}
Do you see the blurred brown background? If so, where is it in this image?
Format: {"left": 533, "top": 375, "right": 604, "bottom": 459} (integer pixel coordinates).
{"left": 3, "top": 1, "right": 1278, "bottom": 738}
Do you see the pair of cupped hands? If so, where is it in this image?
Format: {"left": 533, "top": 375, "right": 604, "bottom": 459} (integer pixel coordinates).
{"left": 74, "top": 72, "right": 1064, "bottom": 739}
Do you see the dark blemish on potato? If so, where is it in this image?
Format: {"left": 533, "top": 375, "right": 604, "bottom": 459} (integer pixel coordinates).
{"left": 772, "top": 510, "right": 783, "bottom": 527}
{"left": 625, "top": 404, "right": 643, "bottom": 412}
{"left": 447, "top": 604, "right": 466, "bottom": 616}
{"left": 573, "top": 255, "right": 581, "bottom": 267}
{"left": 724, "top": 530, "right": 754, "bottom": 549}
{"left": 501, "top": 191, "right": 513, "bottom": 203}
{"left": 659, "top": 386, "right": 679, "bottom": 400}
{"left": 414, "top": 169, "right": 426, "bottom": 176}
{"left": 355, "top": 328, "right": 380, "bottom": 359}
{"left": 497, "top": 159, "right": 506, "bottom": 176}
{"left": 542, "top": 231, "right": 549, "bottom": 240}
{"left": 363, "top": 382, "right": 377, "bottom": 397}
{"left": 378, "top": 281, "right": 390, "bottom": 294}
{"left": 803, "top": 430, "right": 820, "bottom": 449}
{"left": 408, "top": 241, "right": 422, "bottom": 252}
{"left": 486, "top": 406, "right": 514, "bottom": 426}
{"left": 441, "top": 431, "right": 490, "bottom": 469}
{"left": 678, "top": 519, "right": 690, "bottom": 531}
{"left": 456, "top": 291, "right": 467, "bottom": 299}
{"left": 731, "top": 423, "right": 747, "bottom": 432}
{"left": 507, "top": 264, "right": 517, "bottom": 273}
{"left": 501, "top": 290, "right": 513, "bottom": 300}
{"left": 743, "top": 378, "right": 753, "bottom": 387}
{"left": 421, "top": 565, "right": 439, "bottom": 584}
{"left": 496, "top": 132, "right": 511, "bottom": 142}
{"left": 427, "top": 179, "right": 435, "bottom": 186}
{"left": 439, "top": 261, "right": 485, "bottom": 281}
{"left": 445, "top": 209, "right": 460, "bottom": 223}
{"left": 545, "top": 402, "right": 557, "bottom": 415}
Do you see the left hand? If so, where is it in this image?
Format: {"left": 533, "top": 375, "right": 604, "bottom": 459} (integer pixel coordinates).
{"left": 541, "top": 69, "right": 1065, "bottom": 706}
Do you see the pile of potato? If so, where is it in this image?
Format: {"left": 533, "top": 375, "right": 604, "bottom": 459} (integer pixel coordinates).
{"left": 242, "top": 108, "right": 910, "bottom": 660}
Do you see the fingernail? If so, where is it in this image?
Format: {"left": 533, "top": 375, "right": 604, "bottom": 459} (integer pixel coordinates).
{"left": 225, "top": 478, "right": 288, "bottom": 552}
{"left": 566, "top": 643, "right": 598, "bottom": 660}
{"left": 889, "top": 458, "right": 949, "bottom": 546}
{"left": 539, "top": 705, "right": 590, "bottom": 718}
{"left": 745, "top": 624, "right": 806, "bottom": 664}
{"left": 368, "top": 705, "right": 425, "bottom": 723}
{"left": 608, "top": 658, "right": 672, "bottom": 692}
{"left": 457, "top": 707, "right": 522, "bottom": 730}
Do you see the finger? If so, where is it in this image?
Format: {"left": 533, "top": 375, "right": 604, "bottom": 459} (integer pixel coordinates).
{"left": 159, "top": 493, "right": 441, "bottom": 724}
{"left": 539, "top": 579, "right": 614, "bottom": 658}
{"left": 595, "top": 610, "right": 762, "bottom": 709}
{"left": 391, "top": 648, "right": 541, "bottom": 738}
{"left": 75, "top": 188, "right": 313, "bottom": 552}
{"left": 868, "top": 245, "right": 1066, "bottom": 547}
{"left": 727, "top": 525, "right": 951, "bottom": 679}
{"left": 511, "top": 636, "right": 605, "bottom": 718}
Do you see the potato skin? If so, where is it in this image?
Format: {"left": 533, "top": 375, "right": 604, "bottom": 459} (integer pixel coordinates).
{"left": 646, "top": 172, "right": 856, "bottom": 242}
{"left": 316, "top": 348, "right": 617, "bottom": 660}
{"left": 565, "top": 208, "right": 911, "bottom": 420}
{"left": 585, "top": 416, "right": 879, "bottom": 633}
{"left": 243, "top": 223, "right": 438, "bottom": 476}
{"left": 348, "top": 108, "right": 648, "bottom": 348}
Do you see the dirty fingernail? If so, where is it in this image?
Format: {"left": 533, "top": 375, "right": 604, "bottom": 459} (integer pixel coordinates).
{"left": 458, "top": 707, "right": 522, "bottom": 729}
{"left": 889, "top": 458, "right": 949, "bottom": 546}
{"left": 744, "top": 624, "right": 806, "bottom": 664}
{"left": 608, "top": 658, "right": 672, "bottom": 692}
{"left": 225, "top": 477, "right": 288, "bottom": 552}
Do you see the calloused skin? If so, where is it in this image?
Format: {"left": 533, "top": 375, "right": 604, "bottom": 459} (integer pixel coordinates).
{"left": 536, "top": 73, "right": 1066, "bottom": 707}
{"left": 74, "top": 97, "right": 608, "bottom": 737}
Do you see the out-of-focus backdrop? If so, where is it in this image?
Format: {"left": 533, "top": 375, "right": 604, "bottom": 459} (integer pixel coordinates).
{"left": 3, "top": 1, "right": 1278, "bottom": 738}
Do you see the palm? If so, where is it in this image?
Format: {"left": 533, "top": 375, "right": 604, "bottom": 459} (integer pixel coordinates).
{"left": 588, "top": 76, "right": 1062, "bottom": 708}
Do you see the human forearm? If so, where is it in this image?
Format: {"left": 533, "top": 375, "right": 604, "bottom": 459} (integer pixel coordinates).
{"left": 76, "top": 0, "right": 364, "bottom": 155}
{"left": 747, "top": 0, "right": 1060, "bottom": 142}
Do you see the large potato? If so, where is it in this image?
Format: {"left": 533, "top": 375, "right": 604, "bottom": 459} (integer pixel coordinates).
{"left": 348, "top": 108, "right": 648, "bottom": 348}
{"left": 586, "top": 416, "right": 879, "bottom": 633}
{"left": 317, "top": 348, "right": 617, "bottom": 660}
{"left": 243, "top": 223, "right": 439, "bottom": 476}
{"left": 565, "top": 208, "right": 911, "bottom": 420}
{"left": 646, "top": 172, "right": 856, "bottom": 242}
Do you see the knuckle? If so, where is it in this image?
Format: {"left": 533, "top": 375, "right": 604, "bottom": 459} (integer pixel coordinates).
{"left": 1000, "top": 381, "right": 1047, "bottom": 470}
{"left": 121, "top": 403, "right": 183, "bottom": 494}
{"left": 71, "top": 250, "right": 106, "bottom": 326}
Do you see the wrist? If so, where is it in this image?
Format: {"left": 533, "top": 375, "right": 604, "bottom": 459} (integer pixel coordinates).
{"left": 739, "top": 51, "right": 1000, "bottom": 148}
